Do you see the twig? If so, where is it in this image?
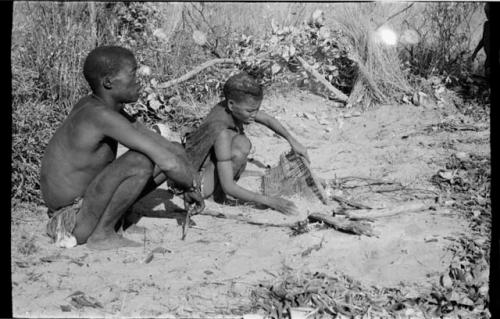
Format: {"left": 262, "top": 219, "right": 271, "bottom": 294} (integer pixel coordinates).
{"left": 330, "top": 195, "right": 371, "bottom": 209}
{"left": 377, "top": 3, "right": 415, "bottom": 28}
{"left": 182, "top": 206, "right": 193, "bottom": 240}
{"left": 199, "top": 210, "right": 299, "bottom": 228}
{"left": 346, "top": 202, "right": 431, "bottom": 220}
{"left": 158, "top": 58, "right": 236, "bottom": 89}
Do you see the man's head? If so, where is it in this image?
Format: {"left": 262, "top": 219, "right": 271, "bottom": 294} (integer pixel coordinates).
{"left": 484, "top": 3, "right": 490, "bottom": 20}
{"left": 223, "top": 72, "right": 263, "bottom": 124}
{"left": 83, "top": 46, "right": 141, "bottom": 103}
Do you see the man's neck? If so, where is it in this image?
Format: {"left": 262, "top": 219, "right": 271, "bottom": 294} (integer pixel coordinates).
{"left": 91, "top": 92, "right": 122, "bottom": 112}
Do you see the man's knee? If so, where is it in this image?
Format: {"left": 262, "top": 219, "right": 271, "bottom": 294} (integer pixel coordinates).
{"left": 120, "top": 151, "right": 154, "bottom": 177}
{"left": 231, "top": 134, "right": 252, "bottom": 160}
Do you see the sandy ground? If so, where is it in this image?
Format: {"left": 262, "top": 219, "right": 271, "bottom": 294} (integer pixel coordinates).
{"left": 11, "top": 91, "right": 489, "bottom": 317}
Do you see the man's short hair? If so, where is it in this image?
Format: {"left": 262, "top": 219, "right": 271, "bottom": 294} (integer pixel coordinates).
{"left": 223, "top": 72, "right": 263, "bottom": 103}
{"left": 83, "top": 46, "right": 136, "bottom": 92}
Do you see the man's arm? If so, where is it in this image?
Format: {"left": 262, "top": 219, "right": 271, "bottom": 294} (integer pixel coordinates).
{"left": 131, "top": 121, "right": 193, "bottom": 167}
{"left": 472, "top": 39, "right": 484, "bottom": 60}
{"left": 213, "top": 130, "right": 298, "bottom": 215}
{"left": 255, "top": 110, "right": 310, "bottom": 161}
{"left": 91, "top": 108, "right": 195, "bottom": 189}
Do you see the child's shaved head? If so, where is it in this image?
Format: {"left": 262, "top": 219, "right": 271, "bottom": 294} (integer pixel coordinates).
{"left": 223, "top": 72, "right": 263, "bottom": 103}
{"left": 83, "top": 46, "right": 136, "bottom": 92}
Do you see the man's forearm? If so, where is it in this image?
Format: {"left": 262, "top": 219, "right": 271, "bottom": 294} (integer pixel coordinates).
{"left": 135, "top": 123, "right": 197, "bottom": 189}
{"left": 473, "top": 40, "right": 484, "bottom": 57}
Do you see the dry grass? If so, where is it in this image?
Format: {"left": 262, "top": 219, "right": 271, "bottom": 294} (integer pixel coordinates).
{"left": 329, "top": 5, "right": 413, "bottom": 108}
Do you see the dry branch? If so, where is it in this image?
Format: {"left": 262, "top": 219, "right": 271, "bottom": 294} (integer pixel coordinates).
{"left": 346, "top": 202, "right": 431, "bottom": 220}
{"left": 296, "top": 56, "right": 349, "bottom": 102}
{"left": 308, "top": 213, "right": 375, "bottom": 236}
{"left": 330, "top": 195, "right": 371, "bottom": 209}
{"left": 158, "top": 58, "right": 236, "bottom": 89}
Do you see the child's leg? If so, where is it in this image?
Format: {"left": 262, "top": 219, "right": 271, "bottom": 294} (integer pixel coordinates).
{"left": 200, "top": 132, "right": 252, "bottom": 201}
{"left": 73, "top": 150, "right": 155, "bottom": 250}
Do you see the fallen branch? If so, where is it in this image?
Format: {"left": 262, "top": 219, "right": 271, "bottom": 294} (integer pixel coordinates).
{"left": 199, "top": 210, "right": 298, "bottom": 228}
{"left": 346, "top": 202, "right": 431, "bottom": 220}
{"left": 308, "top": 213, "right": 376, "bottom": 237}
{"left": 158, "top": 58, "right": 236, "bottom": 89}
{"left": 296, "top": 56, "right": 348, "bottom": 102}
{"left": 330, "top": 195, "right": 371, "bottom": 209}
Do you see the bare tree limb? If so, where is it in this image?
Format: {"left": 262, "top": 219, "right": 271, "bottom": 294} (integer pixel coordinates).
{"left": 377, "top": 3, "right": 415, "bottom": 28}
{"left": 157, "top": 58, "right": 236, "bottom": 89}
{"left": 296, "top": 56, "right": 349, "bottom": 102}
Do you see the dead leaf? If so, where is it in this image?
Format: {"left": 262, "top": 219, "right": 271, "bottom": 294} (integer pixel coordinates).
{"left": 438, "top": 171, "right": 454, "bottom": 180}
{"left": 70, "top": 293, "right": 103, "bottom": 309}
{"left": 458, "top": 296, "right": 474, "bottom": 307}
{"left": 271, "top": 63, "right": 281, "bottom": 75}
{"left": 60, "top": 305, "right": 71, "bottom": 312}
{"left": 15, "top": 261, "right": 30, "bottom": 268}
{"left": 151, "top": 247, "right": 172, "bottom": 254}
{"left": 440, "top": 274, "right": 453, "bottom": 288}
{"left": 192, "top": 30, "right": 207, "bottom": 46}
{"left": 144, "top": 253, "right": 154, "bottom": 264}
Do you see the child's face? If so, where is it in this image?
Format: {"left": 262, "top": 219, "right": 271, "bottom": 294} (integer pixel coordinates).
{"left": 228, "top": 96, "right": 262, "bottom": 124}
{"left": 110, "top": 58, "right": 141, "bottom": 103}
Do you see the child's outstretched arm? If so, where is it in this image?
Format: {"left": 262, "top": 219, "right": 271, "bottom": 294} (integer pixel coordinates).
{"left": 214, "top": 130, "right": 298, "bottom": 216}
{"left": 255, "top": 111, "right": 310, "bottom": 162}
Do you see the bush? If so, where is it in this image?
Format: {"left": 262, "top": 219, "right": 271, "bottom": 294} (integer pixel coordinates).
{"left": 399, "top": 2, "right": 483, "bottom": 81}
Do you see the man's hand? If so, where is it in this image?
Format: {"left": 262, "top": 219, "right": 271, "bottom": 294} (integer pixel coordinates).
{"left": 290, "top": 140, "right": 310, "bottom": 163}
{"left": 183, "top": 189, "right": 205, "bottom": 215}
{"left": 266, "top": 196, "right": 299, "bottom": 216}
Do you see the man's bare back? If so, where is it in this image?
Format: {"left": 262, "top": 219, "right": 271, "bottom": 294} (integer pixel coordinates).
{"left": 41, "top": 96, "right": 121, "bottom": 211}
{"left": 40, "top": 46, "right": 204, "bottom": 250}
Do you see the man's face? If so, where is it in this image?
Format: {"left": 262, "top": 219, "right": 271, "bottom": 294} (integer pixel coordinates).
{"left": 110, "top": 58, "right": 141, "bottom": 103}
{"left": 228, "top": 95, "right": 262, "bottom": 124}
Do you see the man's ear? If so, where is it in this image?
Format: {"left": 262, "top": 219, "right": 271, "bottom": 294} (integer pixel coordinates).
{"left": 227, "top": 99, "right": 234, "bottom": 112}
{"left": 102, "top": 76, "right": 113, "bottom": 90}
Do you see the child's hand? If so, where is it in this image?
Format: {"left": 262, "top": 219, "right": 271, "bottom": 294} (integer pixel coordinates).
{"left": 291, "top": 141, "right": 310, "bottom": 163}
{"left": 267, "top": 197, "right": 299, "bottom": 216}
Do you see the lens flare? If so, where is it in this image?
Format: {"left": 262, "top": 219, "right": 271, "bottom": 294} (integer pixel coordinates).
{"left": 376, "top": 26, "right": 398, "bottom": 46}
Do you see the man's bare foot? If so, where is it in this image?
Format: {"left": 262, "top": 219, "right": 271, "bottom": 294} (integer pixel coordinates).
{"left": 86, "top": 232, "right": 141, "bottom": 250}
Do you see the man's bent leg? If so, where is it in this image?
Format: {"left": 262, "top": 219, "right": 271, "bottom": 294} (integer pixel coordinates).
{"left": 73, "top": 150, "right": 154, "bottom": 250}
{"left": 119, "top": 141, "right": 190, "bottom": 231}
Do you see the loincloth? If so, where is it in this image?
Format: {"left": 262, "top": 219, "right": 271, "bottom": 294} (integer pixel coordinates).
{"left": 46, "top": 197, "right": 82, "bottom": 248}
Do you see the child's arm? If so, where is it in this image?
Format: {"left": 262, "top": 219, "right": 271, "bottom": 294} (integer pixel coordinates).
{"left": 255, "top": 110, "right": 310, "bottom": 162}
{"left": 214, "top": 130, "right": 298, "bottom": 216}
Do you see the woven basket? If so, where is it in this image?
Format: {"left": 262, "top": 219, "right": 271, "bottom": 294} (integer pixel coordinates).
{"left": 261, "top": 151, "right": 329, "bottom": 204}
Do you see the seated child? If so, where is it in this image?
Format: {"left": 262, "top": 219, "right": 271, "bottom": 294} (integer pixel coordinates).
{"left": 40, "top": 46, "right": 204, "bottom": 250}
{"left": 184, "top": 72, "right": 309, "bottom": 215}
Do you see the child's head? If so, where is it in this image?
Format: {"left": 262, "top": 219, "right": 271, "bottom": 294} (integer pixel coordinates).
{"left": 83, "top": 46, "right": 140, "bottom": 102}
{"left": 223, "top": 72, "right": 263, "bottom": 124}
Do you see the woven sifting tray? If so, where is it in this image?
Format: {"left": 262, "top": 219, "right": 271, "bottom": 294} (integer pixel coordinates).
{"left": 261, "top": 151, "right": 329, "bottom": 204}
